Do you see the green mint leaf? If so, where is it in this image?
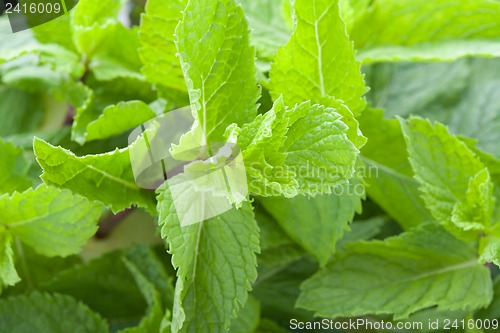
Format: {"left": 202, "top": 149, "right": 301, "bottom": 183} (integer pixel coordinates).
{"left": 33, "top": 138, "right": 157, "bottom": 214}
{"left": 359, "top": 41, "right": 500, "bottom": 64}
{"left": 339, "top": 0, "right": 371, "bottom": 26}
{"left": 270, "top": 0, "right": 367, "bottom": 115}
{"left": 463, "top": 143, "right": 500, "bottom": 226}
{"left": 256, "top": 205, "right": 297, "bottom": 251}
{"left": 336, "top": 217, "right": 386, "bottom": 248}
{"left": 237, "top": 98, "right": 296, "bottom": 196}
{"left": 0, "top": 44, "right": 84, "bottom": 91}
{"left": 259, "top": 189, "right": 362, "bottom": 267}
{"left": 0, "top": 18, "right": 39, "bottom": 60}
{"left": 392, "top": 308, "right": 469, "bottom": 332}
{"left": 350, "top": 0, "right": 500, "bottom": 63}
{"left": 0, "top": 232, "right": 20, "bottom": 290}
{"left": 239, "top": 98, "right": 361, "bottom": 197}
{"left": 0, "top": 185, "right": 101, "bottom": 257}
{"left": 365, "top": 61, "right": 470, "bottom": 120}
{"left": 139, "top": 0, "right": 187, "bottom": 92}
{"left": 476, "top": 276, "right": 500, "bottom": 323}
{"left": 255, "top": 206, "right": 303, "bottom": 277}
{"left": 41, "top": 247, "right": 172, "bottom": 332}
{"left": 0, "top": 139, "right": 31, "bottom": 195}
{"left": 451, "top": 169, "right": 495, "bottom": 233}
{"left": 400, "top": 117, "right": 493, "bottom": 239}
{"left": 359, "top": 109, "right": 433, "bottom": 229}
{"left": 90, "top": 25, "right": 145, "bottom": 81}
{"left": 123, "top": 246, "right": 175, "bottom": 314}
{"left": 443, "top": 59, "right": 500, "bottom": 158}
{"left": 281, "top": 100, "right": 364, "bottom": 178}
{"left": 479, "top": 236, "right": 500, "bottom": 268}
{"left": 0, "top": 292, "right": 109, "bottom": 333}
{"left": 0, "top": 43, "right": 88, "bottom": 139}
{"left": 366, "top": 59, "right": 500, "bottom": 159}
{"left": 71, "top": 76, "right": 155, "bottom": 145}
{"left": 256, "top": 241, "right": 303, "bottom": 288}
{"left": 156, "top": 185, "right": 259, "bottom": 333}
{"left": 71, "top": 0, "right": 127, "bottom": 57}
{"left": 41, "top": 250, "right": 149, "bottom": 321}
{"left": 85, "top": 101, "right": 156, "bottom": 142}
{"left": 176, "top": 0, "right": 260, "bottom": 143}
{"left": 69, "top": 83, "right": 97, "bottom": 145}
{"left": 236, "top": 0, "right": 291, "bottom": 59}
{"left": 297, "top": 223, "right": 493, "bottom": 319}
{"left": 32, "top": 11, "right": 76, "bottom": 52}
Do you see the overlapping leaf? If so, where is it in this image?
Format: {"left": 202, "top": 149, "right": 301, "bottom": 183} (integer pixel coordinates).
{"left": 0, "top": 233, "right": 19, "bottom": 290}
{"left": 364, "top": 60, "right": 469, "bottom": 120}
{"left": 270, "top": 0, "right": 367, "bottom": 115}
{"left": 359, "top": 109, "right": 433, "bottom": 229}
{"left": 366, "top": 58, "right": 500, "bottom": 159}
{"left": 153, "top": 3, "right": 263, "bottom": 330}
{"left": 255, "top": 206, "right": 303, "bottom": 275}
{"left": 118, "top": 247, "right": 173, "bottom": 333}
{"left": 0, "top": 185, "right": 101, "bottom": 257}
{"left": 156, "top": 185, "right": 259, "bottom": 333}
{"left": 239, "top": 98, "right": 361, "bottom": 197}
{"left": 85, "top": 101, "right": 156, "bottom": 142}
{"left": 139, "top": 0, "right": 187, "bottom": 92}
{"left": 236, "top": 0, "right": 290, "bottom": 59}
{"left": 298, "top": 223, "right": 493, "bottom": 319}
{"left": 260, "top": 187, "right": 362, "bottom": 266}
{"left": 71, "top": 77, "right": 156, "bottom": 145}
{"left": 0, "top": 292, "right": 109, "bottom": 333}
{"left": 34, "top": 138, "right": 156, "bottom": 214}
{"left": 349, "top": 0, "right": 500, "bottom": 63}
{"left": 400, "top": 118, "right": 494, "bottom": 239}
{"left": 71, "top": 0, "right": 127, "bottom": 57}
{"left": 41, "top": 251, "right": 148, "bottom": 321}
{"left": 175, "top": 0, "right": 260, "bottom": 144}
{"left": 0, "top": 87, "right": 46, "bottom": 137}
{"left": 89, "top": 25, "right": 145, "bottom": 81}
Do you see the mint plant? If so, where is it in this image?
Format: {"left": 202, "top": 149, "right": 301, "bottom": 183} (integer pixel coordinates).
{"left": 1, "top": 0, "right": 500, "bottom": 332}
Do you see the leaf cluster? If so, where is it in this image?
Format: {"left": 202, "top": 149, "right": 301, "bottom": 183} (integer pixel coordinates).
{"left": 1, "top": 0, "right": 500, "bottom": 332}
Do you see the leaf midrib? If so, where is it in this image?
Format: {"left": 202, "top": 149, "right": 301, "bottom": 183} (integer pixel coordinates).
{"left": 85, "top": 164, "right": 139, "bottom": 190}
{"left": 326, "top": 258, "right": 479, "bottom": 296}
{"left": 4, "top": 201, "right": 85, "bottom": 229}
